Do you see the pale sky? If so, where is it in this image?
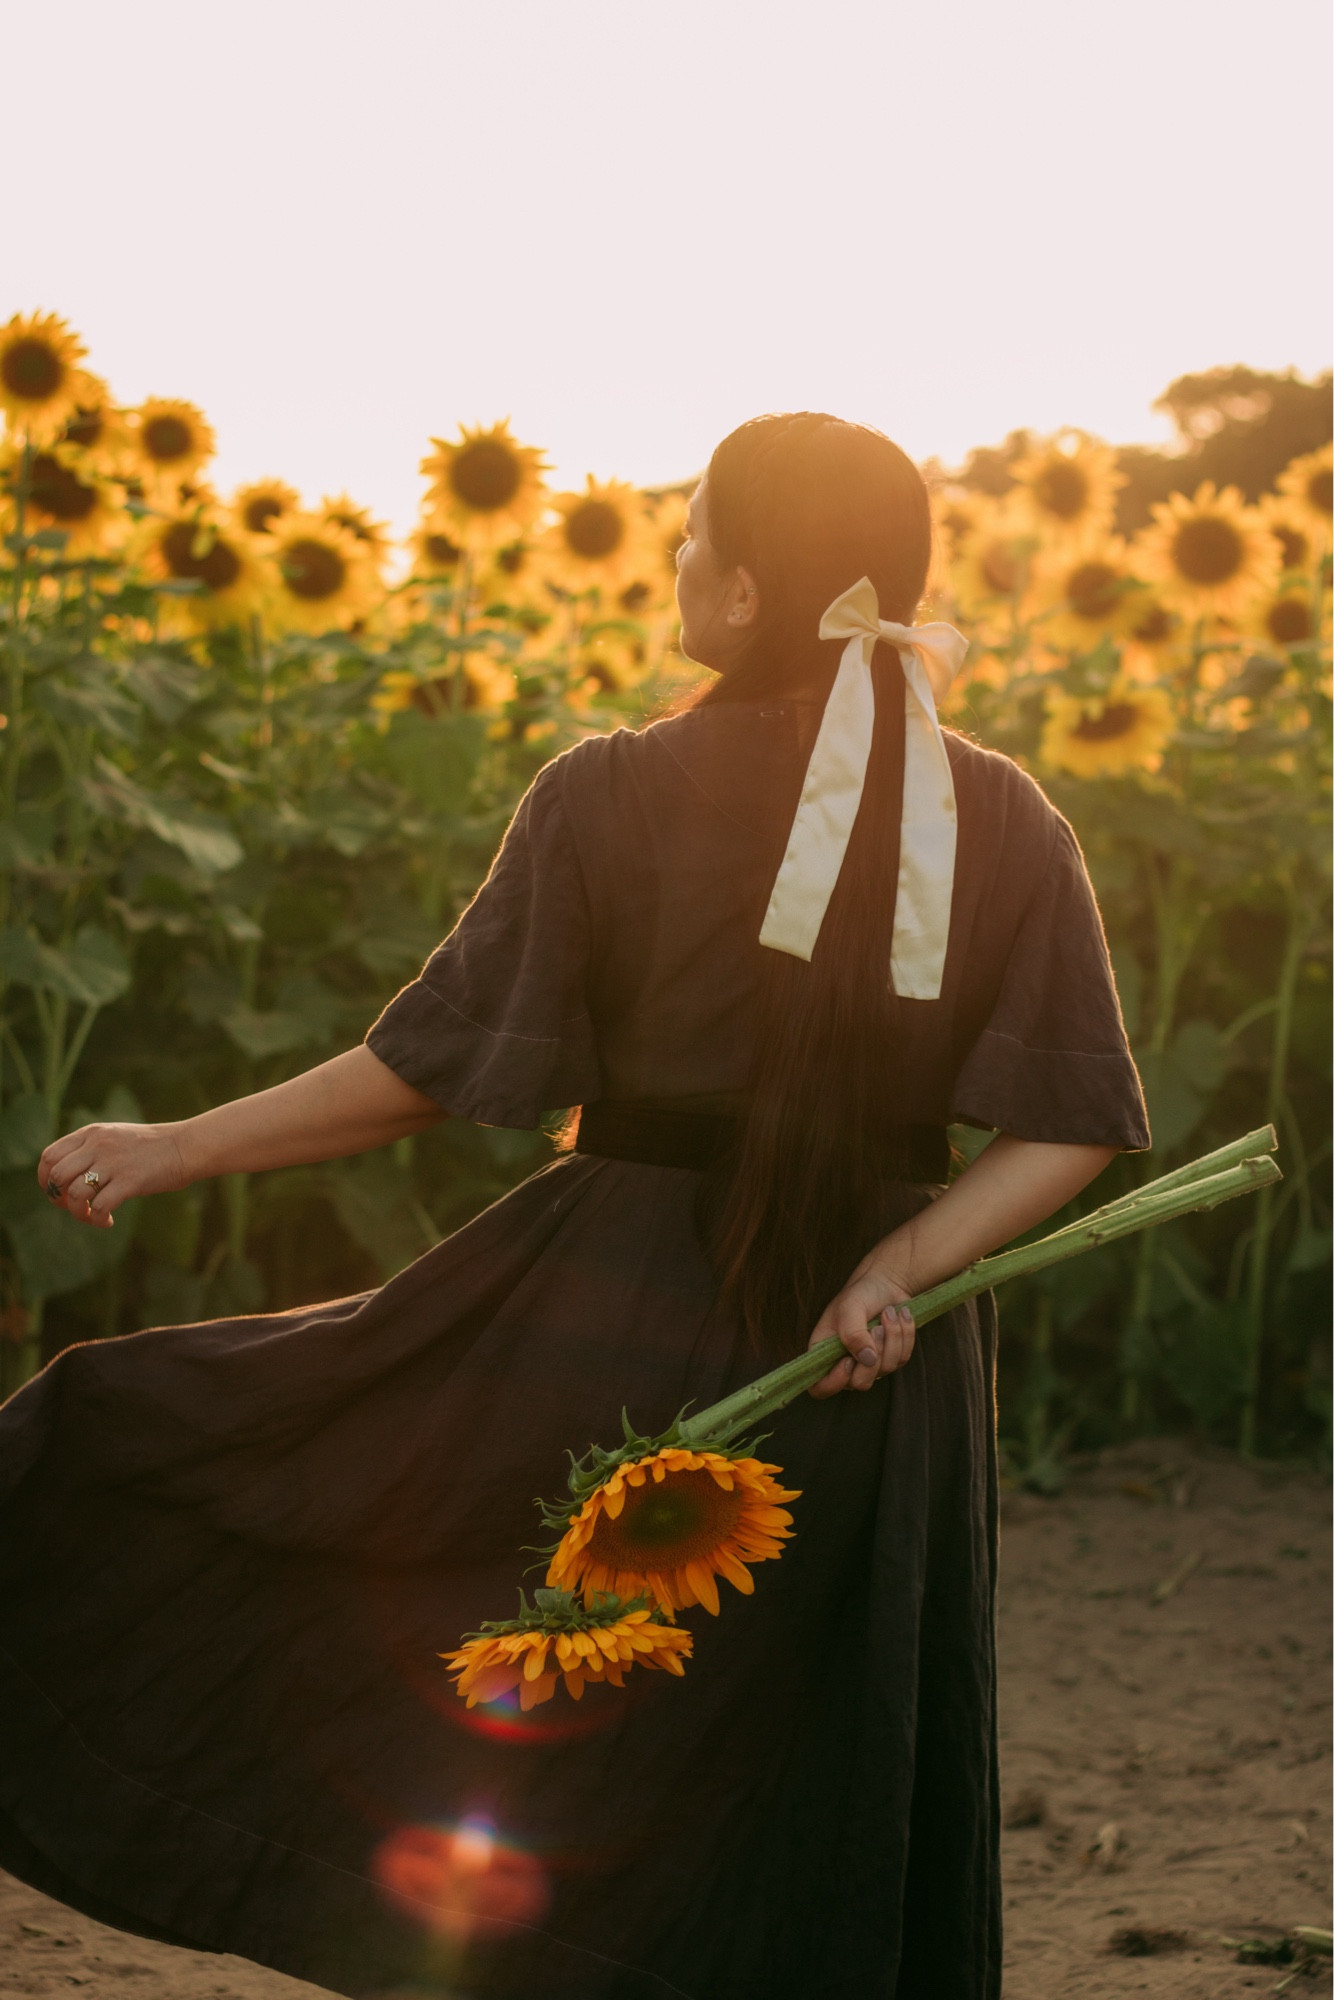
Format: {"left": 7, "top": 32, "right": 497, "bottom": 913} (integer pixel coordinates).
{"left": 7, "top": 0, "right": 1330, "bottom": 536}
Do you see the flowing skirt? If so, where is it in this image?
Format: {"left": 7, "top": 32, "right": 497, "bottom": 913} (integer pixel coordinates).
{"left": 0, "top": 1154, "right": 1001, "bottom": 1999}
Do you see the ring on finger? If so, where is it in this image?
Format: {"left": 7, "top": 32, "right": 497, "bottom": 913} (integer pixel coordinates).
{"left": 83, "top": 1168, "right": 100, "bottom": 1191}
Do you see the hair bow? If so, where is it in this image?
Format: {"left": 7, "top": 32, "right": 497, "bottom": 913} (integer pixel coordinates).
{"left": 758, "top": 576, "right": 969, "bottom": 1001}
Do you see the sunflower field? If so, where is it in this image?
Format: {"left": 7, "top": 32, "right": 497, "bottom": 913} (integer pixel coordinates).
{"left": 0, "top": 311, "right": 1329, "bottom": 1467}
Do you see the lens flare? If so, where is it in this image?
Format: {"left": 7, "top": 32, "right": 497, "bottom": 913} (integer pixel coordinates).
{"left": 372, "top": 1816, "right": 550, "bottom": 1942}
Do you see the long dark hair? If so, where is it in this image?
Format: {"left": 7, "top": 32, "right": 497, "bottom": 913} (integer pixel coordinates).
{"left": 697, "top": 413, "right": 934, "bottom": 1351}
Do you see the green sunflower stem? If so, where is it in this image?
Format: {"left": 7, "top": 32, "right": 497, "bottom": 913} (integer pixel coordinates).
{"left": 679, "top": 1143, "right": 1282, "bottom": 1453}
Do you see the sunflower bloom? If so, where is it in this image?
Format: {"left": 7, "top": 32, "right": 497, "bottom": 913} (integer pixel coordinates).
{"left": 1276, "top": 444, "right": 1333, "bottom": 548}
{"left": 1135, "top": 482, "right": 1279, "bottom": 620}
{"left": 421, "top": 420, "right": 548, "bottom": 549}
{"left": 1032, "top": 533, "right": 1144, "bottom": 651}
{"left": 411, "top": 519, "right": 465, "bottom": 577}
{"left": 543, "top": 478, "right": 654, "bottom": 595}
{"left": 128, "top": 397, "right": 216, "bottom": 495}
{"left": 949, "top": 499, "right": 1035, "bottom": 618}
{"left": 56, "top": 374, "right": 131, "bottom": 468}
{"left": 232, "top": 478, "right": 300, "bottom": 537}
{"left": 931, "top": 486, "right": 993, "bottom": 561}
{"left": 321, "top": 492, "right": 393, "bottom": 569}
{"left": 267, "top": 512, "right": 378, "bottom": 633}
{"left": 1011, "top": 434, "right": 1123, "bottom": 542}
{"left": 1257, "top": 494, "right": 1316, "bottom": 578}
{"left": 444, "top": 1590, "right": 692, "bottom": 1710}
{"left": 0, "top": 311, "right": 87, "bottom": 440}
{"left": 138, "top": 510, "right": 268, "bottom": 630}
{"left": 4, "top": 444, "right": 124, "bottom": 557}
{"left": 546, "top": 1447, "right": 799, "bottom": 1615}
{"left": 1041, "top": 683, "right": 1174, "bottom": 779}
{"left": 1251, "top": 588, "right": 1324, "bottom": 652}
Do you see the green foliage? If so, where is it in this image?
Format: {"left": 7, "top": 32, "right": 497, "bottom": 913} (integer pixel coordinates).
{"left": 0, "top": 438, "right": 1328, "bottom": 1470}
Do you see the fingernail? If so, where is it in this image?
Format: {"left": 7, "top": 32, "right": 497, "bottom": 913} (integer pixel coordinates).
{"left": 858, "top": 1345, "right": 877, "bottom": 1366}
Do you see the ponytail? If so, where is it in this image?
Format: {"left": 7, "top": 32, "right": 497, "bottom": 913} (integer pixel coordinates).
{"left": 696, "top": 415, "right": 934, "bottom": 1351}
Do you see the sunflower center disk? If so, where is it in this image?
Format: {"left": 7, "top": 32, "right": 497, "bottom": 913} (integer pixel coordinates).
{"left": 162, "top": 521, "right": 242, "bottom": 592}
{"left": 30, "top": 455, "right": 98, "bottom": 523}
{"left": 283, "top": 538, "right": 346, "bottom": 600}
{"left": 143, "top": 416, "right": 193, "bottom": 463}
{"left": 586, "top": 1469, "right": 746, "bottom": 1568}
{"left": 1172, "top": 516, "right": 1243, "bottom": 585}
{"left": 1066, "top": 562, "right": 1120, "bottom": 621}
{"left": 1132, "top": 601, "right": 1172, "bottom": 644}
{"left": 1034, "top": 461, "right": 1089, "bottom": 521}
{"left": 981, "top": 544, "right": 1018, "bottom": 594}
{"left": 64, "top": 408, "right": 104, "bottom": 449}
{"left": 2, "top": 338, "right": 63, "bottom": 400}
{"left": 1307, "top": 469, "right": 1332, "bottom": 516}
{"left": 1072, "top": 703, "right": 1138, "bottom": 744}
{"left": 1275, "top": 525, "right": 1309, "bottom": 570}
{"left": 566, "top": 501, "right": 624, "bottom": 560}
{"left": 1267, "top": 599, "right": 1312, "bottom": 644}
{"left": 451, "top": 441, "right": 522, "bottom": 512}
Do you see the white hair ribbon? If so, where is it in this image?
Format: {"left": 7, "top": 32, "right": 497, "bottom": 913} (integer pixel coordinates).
{"left": 758, "top": 575, "right": 969, "bottom": 1001}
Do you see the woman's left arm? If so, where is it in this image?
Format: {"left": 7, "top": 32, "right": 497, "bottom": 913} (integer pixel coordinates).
{"left": 808, "top": 1134, "right": 1115, "bottom": 1396}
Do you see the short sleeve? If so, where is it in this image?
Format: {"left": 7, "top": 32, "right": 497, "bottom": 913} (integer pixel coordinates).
{"left": 951, "top": 818, "right": 1150, "bottom": 1149}
{"left": 365, "top": 766, "right": 600, "bottom": 1127}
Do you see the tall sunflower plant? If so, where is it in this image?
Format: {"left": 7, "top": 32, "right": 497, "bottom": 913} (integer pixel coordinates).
{"left": 934, "top": 462, "right": 1329, "bottom": 1465}
{"left": 1, "top": 313, "right": 1328, "bottom": 1460}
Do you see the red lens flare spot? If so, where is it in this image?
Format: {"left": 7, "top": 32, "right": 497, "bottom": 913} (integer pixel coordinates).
{"left": 372, "top": 1819, "right": 550, "bottom": 1940}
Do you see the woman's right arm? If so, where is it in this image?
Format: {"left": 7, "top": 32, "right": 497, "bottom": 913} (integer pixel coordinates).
{"left": 37, "top": 1045, "right": 444, "bottom": 1228}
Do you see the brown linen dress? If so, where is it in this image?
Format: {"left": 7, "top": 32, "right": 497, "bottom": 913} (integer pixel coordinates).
{"left": 0, "top": 693, "right": 1148, "bottom": 2000}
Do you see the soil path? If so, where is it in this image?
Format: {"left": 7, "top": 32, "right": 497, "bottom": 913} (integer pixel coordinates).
{"left": 1, "top": 1440, "right": 1327, "bottom": 1998}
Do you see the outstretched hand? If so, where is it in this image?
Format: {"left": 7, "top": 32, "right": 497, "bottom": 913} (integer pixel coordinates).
{"left": 806, "top": 1259, "right": 916, "bottom": 1398}
{"left": 38, "top": 1122, "right": 188, "bottom": 1228}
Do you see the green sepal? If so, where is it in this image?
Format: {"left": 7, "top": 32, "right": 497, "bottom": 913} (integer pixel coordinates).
{"left": 531, "top": 1408, "right": 767, "bottom": 1544}
{"left": 460, "top": 1585, "right": 654, "bottom": 1643}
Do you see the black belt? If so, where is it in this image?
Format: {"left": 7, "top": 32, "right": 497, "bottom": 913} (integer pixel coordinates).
{"left": 575, "top": 1100, "right": 950, "bottom": 1181}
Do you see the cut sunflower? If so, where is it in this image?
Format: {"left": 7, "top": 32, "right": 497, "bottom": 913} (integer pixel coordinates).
{"left": 267, "top": 512, "right": 378, "bottom": 633}
{"left": 421, "top": 420, "right": 548, "bottom": 550}
{"left": 1136, "top": 482, "right": 1279, "bottom": 621}
{"left": 544, "top": 477, "right": 652, "bottom": 594}
{"left": 129, "top": 397, "right": 216, "bottom": 494}
{"left": 1041, "top": 681, "right": 1174, "bottom": 779}
{"left": 445, "top": 1135, "right": 1278, "bottom": 1708}
{"left": 1031, "top": 533, "right": 1143, "bottom": 651}
{"left": 0, "top": 311, "right": 87, "bottom": 441}
{"left": 545, "top": 1443, "right": 798, "bottom": 1616}
{"left": 443, "top": 1588, "right": 691, "bottom": 1710}
{"left": 138, "top": 509, "right": 269, "bottom": 630}
{"left": 1011, "top": 433, "right": 1123, "bottom": 542}
{"left": 1276, "top": 444, "right": 1333, "bottom": 548}
{"left": 232, "top": 477, "right": 300, "bottom": 537}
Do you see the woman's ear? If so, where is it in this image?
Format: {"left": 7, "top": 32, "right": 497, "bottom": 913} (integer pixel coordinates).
{"left": 727, "top": 566, "right": 759, "bottom": 627}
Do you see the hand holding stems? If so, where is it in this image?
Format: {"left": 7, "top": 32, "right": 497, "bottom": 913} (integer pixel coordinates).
{"left": 37, "top": 1046, "right": 444, "bottom": 1227}
{"left": 807, "top": 1135, "right": 1118, "bottom": 1397}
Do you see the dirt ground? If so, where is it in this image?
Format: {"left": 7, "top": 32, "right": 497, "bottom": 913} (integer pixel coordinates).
{"left": 1, "top": 1438, "right": 1328, "bottom": 1999}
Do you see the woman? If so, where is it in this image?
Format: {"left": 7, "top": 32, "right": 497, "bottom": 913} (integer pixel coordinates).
{"left": 0, "top": 413, "right": 1147, "bottom": 2000}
